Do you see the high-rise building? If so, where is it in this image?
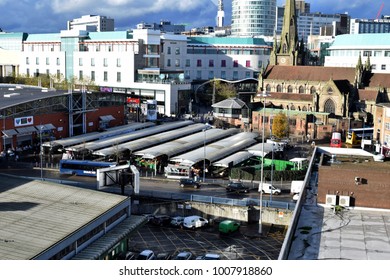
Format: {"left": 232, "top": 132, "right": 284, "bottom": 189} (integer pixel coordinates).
{"left": 67, "top": 15, "right": 114, "bottom": 32}
{"left": 231, "top": 0, "right": 277, "bottom": 37}
{"left": 216, "top": 0, "right": 225, "bottom": 28}
{"left": 350, "top": 17, "right": 390, "bottom": 34}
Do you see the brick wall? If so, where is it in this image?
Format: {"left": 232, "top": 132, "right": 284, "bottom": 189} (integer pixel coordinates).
{"left": 318, "top": 163, "right": 390, "bottom": 209}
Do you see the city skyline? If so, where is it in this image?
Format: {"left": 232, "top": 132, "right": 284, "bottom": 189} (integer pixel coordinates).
{"left": 0, "top": 0, "right": 388, "bottom": 34}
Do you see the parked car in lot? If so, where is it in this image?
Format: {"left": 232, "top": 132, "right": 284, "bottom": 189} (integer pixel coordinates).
{"left": 170, "top": 216, "right": 184, "bottom": 227}
{"left": 218, "top": 220, "right": 240, "bottom": 234}
{"left": 136, "top": 249, "right": 156, "bottom": 260}
{"left": 173, "top": 251, "right": 193, "bottom": 260}
{"left": 258, "top": 183, "right": 281, "bottom": 195}
{"left": 226, "top": 181, "right": 250, "bottom": 193}
{"left": 179, "top": 178, "right": 200, "bottom": 189}
{"left": 156, "top": 252, "right": 171, "bottom": 260}
{"left": 183, "top": 215, "right": 208, "bottom": 229}
{"left": 196, "top": 253, "right": 221, "bottom": 260}
{"left": 150, "top": 215, "right": 171, "bottom": 226}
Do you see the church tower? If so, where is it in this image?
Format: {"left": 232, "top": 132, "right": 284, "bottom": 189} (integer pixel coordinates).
{"left": 270, "top": 0, "right": 304, "bottom": 66}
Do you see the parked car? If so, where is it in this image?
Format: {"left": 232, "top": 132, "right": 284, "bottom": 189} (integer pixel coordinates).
{"left": 150, "top": 215, "right": 171, "bottom": 226}
{"left": 179, "top": 178, "right": 200, "bottom": 189}
{"left": 170, "top": 216, "right": 184, "bottom": 227}
{"left": 136, "top": 249, "right": 156, "bottom": 260}
{"left": 196, "top": 253, "right": 221, "bottom": 260}
{"left": 183, "top": 215, "right": 208, "bottom": 229}
{"left": 173, "top": 251, "right": 193, "bottom": 260}
{"left": 258, "top": 183, "right": 281, "bottom": 195}
{"left": 156, "top": 252, "right": 171, "bottom": 260}
{"left": 226, "top": 181, "right": 250, "bottom": 193}
{"left": 218, "top": 220, "right": 240, "bottom": 234}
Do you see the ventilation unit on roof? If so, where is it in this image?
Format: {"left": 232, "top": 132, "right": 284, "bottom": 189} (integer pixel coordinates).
{"left": 339, "top": 196, "right": 350, "bottom": 207}
{"left": 326, "top": 194, "right": 337, "bottom": 206}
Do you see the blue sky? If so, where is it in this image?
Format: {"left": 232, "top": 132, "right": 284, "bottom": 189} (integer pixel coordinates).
{"left": 0, "top": 0, "right": 388, "bottom": 33}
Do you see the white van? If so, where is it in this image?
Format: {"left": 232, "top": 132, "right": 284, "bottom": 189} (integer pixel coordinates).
{"left": 258, "top": 183, "right": 281, "bottom": 195}
{"left": 183, "top": 215, "right": 208, "bottom": 229}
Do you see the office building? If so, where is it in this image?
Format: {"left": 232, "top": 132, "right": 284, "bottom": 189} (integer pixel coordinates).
{"left": 231, "top": 0, "right": 277, "bottom": 37}
{"left": 67, "top": 15, "right": 114, "bottom": 32}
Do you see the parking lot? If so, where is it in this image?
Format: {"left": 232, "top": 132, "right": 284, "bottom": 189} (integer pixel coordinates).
{"left": 127, "top": 221, "right": 286, "bottom": 260}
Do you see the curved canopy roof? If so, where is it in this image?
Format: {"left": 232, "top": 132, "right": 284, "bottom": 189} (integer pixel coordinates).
{"left": 170, "top": 132, "right": 259, "bottom": 166}
{"left": 133, "top": 128, "right": 239, "bottom": 159}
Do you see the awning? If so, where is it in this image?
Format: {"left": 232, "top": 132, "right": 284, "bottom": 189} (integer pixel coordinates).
{"left": 15, "top": 126, "right": 38, "bottom": 134}
{"left": 99, "top": 115, "right": 115, "bottom": 122}
{"left": 36, "top": 123, "right": 56, "bottom": 131}
{"left": 2, "top": 129, "right": 18, "bottom": 137}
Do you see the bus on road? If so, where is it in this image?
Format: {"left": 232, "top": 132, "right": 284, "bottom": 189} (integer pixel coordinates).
{"left": 345, "top": 127, "right": 373, "bottom": 146}
{"left": 59, "top": 159, "right": 117, "bottom": 177}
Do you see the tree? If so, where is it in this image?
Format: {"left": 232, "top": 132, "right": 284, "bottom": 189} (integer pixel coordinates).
{"left": 272, "top": 112, "right": 288, "bottom": 138}
{"left": 214, "top": 80, "right": 237, "bottom": 102}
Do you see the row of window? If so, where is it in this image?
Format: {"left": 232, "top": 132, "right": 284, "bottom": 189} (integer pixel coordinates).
{"left": 331, "top": 50, "right": 390, "bottom": 57}
{"left": 26, "top": 57, "right": 123, "bottom": 68}
{"left": 265, "top": 84, "right": 317, "bottom": 94}
{"left": 167, "top": 59, "right": 260, "bottom": 68}
{"left": 26, "top": 69, "right": 122, "bottom": 83}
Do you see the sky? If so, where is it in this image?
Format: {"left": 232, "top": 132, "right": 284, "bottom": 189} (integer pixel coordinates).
{"left": 0, "top": 0, "right": 388, "bottom": 34}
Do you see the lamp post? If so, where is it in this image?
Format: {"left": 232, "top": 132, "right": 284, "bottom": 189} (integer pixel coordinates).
{"left": 203, "top": 128, "right": 207, "bottom": 182}
{"left": 39, "top": 125, "right": 44, "bottom": 181}
{"left": 258, "top": 90, "right": 270, "bottom": 235}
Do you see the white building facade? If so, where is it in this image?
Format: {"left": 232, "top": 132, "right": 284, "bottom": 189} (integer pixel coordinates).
{"left": 324, "top": 33, "right": 390, "bottom": 73}
{"left": 67, "top": 15, "right": 115, "bottom": 32}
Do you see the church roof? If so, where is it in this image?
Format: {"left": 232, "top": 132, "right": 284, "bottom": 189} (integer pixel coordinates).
{"left": 366, "top": 73, "right": 390, "bottom": 89}
{"left": 264, "top": 65, "right": 356, "bottom": 84}
{"left": 266, "top": 92, "right": 313, "bottom": 102}
{"left": 358, "top": 89, "right": 378, "bottom": 102}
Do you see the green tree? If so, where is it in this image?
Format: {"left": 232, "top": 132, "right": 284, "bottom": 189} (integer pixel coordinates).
{"left": 272, "top": 112, "right": 288, "bottom": 138}
{"left": 214, "top": 79, "right": 237, "bottom": 102}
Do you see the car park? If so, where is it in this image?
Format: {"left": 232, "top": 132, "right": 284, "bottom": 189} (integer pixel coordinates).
{"left": 136, "top": 249, "right": 156, "bottom": 260}
{"left": 258, "top": 183, "right": 281, "bottom": 195}
{"left": 226, "top": 181, "right": 250, "bottom": 193}
{"left": 170, "top": 216, "right": 184, "bottom": 227}
{"left": 173, "top": 251, "right": 193, "bottom": 260}
{"left": 179, "top": 178, "right": 200, "bottom": 189}
{"left": 150, "top": 215, "right": 171, "bottom": 226}
{"left": 183, "top": 215, "right": 208, "bottom": 229}
{"left": 218, "top": 220, "right": 240, "bottom": 234}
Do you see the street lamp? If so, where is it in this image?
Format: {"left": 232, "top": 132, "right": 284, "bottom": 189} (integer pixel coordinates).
{"left": 39, "top": 125, "right": 44, "bottom": 180}
{"left": 203, "top": 128, "right": 207, "bottom": 182}
{"left": 258, "top": 90, "right": 270, "bottom": 235}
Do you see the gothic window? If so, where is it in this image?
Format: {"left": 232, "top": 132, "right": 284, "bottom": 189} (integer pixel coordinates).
{"left": 324, "top": 99, "right": 336, "bottom": 114}
{"left": 266, "top": 84, "right": 271, "bottom": 92}
{"left": 288, "top": 85, "right": 293, "bottom": 93}
{"left": 290, "top": 105, "right": 296, "bottom": 110}
{"left": 276, "top": 84, "right": 282, "bottom": 92}
{"left": 310, "top": 86, "right": 316, "bottom": 94}
{"left": 299, "top": 86, "right": 305, "bottom": 93}
{"left": 302, "top": 106, "right": 307, "bottom": 111}
{"left": 327, "top": 87, "right": 333, "bottom": 95}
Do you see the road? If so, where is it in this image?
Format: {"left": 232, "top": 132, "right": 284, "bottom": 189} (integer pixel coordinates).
{"left": 3, "top": 167, "right": 296, "bottom": 203}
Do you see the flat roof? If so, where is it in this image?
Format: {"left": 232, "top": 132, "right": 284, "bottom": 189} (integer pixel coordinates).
{"left": 0, "top": 174, "right": 128, "bottom": 260}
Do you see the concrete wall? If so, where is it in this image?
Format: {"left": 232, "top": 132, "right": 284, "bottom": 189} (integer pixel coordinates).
{"left": 131, "top": 198, "right": 293, "bottom": 226}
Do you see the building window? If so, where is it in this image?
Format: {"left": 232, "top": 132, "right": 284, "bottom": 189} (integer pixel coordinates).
{"left": 288, "top": 85, "right": 293, "bottom": 93}
{"left": 276, "top": 84, "right": 282, "bottom": 92}
{"left": 167, "top": 59, "right": 171, "bottom": 67}
{"left": 26, "top": 57, "right": 29, "bottom": 65}
{"left": 310, "top": 86, "right": 316, "bottom": 94}
{"left": 324, "top": 98, "right": 336, "bottom": 114}
{"left": 36, "top": 57, "right": 39, "bottom": 65}
{"left": 117, "top": 58, "right": 121, "bottom": 67}
{"left": 363, "top": 51, "right": 372, "bottom": 57}
{"left": 103, "top": 71, "right": 108, "bottom": 82}
{"left": 117, "top": 72, "right": 121, "bottom": 82}
{"left": 175, "top": 47, "right": 180, "bottom": 55}
{"left": 196, "top": 70, "right": 202, "bottom": 80}
{"left": 221, "top": 60, "right": 226, "bottom": 67}
{"left": 209, "top": 59, "right": 214, "bottom": 67}
{"left": 79, "top": 58, "right": 83, "bottom": 66}
{"left": 167, "top": 47, "right": 171, "bottom": 54}
{"left": 299, "top": 86, "right": 305, "bottom": 93}
{"left": 185, "top": 59, "right": 191, "bottom": 67}
{"left": 91, "top": 71, "right": 95, "bottom": 81}
{"left": 208, "top": 71, "right": 214, "bottom": 79}
{"left": 197, "top": 59, "right": 202, "bottom": 67}
{"left": 175, "top": 59, "right": 180, "bottom": 67}
{"left": 233, "top": 60, "right": 239, "bottom": 67}
{"left": 372, "top": 64, "right": 377, "bottom": 70}
{"left": 79, "top": 70, "right": 83, "bottom": 80}
{"left": 91, "top": 58, "right": 95, "bottom": 66}
{"left": 46, "top": 57, "right": 50, "bottom": 65}
{"left": 245, "top": 71, "right": 250, "bottom": 78}
{"left": 233, "top": 71, "right": 238, "bottom": 80}
{"left": 385, "top": 122, "right": 390, "bottom": 131}
{"left": 27, "top": 69, "right": 30, "bottom": 76}
{"left": 221, "top": 71, "right": 226, "bottom": 79}
{"left": 382, "top": 64, "right": 386, "bottom": 70}
{"left": 57, "top": 70, "right": 60, "bottom": 79}
{"left": 246, "top": 60, "right": 251, "bottom": 67}
{"left": 266, "top": 84, "right": 271, "bottom": 92}
{"left": 385, "top": 51, "right": 390, "bottom": 57}
{"left": 103, "top": 58, "right": 108, "bottom": 67}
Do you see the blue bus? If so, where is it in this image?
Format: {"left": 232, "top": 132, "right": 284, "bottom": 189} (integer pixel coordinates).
{"left": 59, "top": 159, "right": 117, "bottom": 177}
